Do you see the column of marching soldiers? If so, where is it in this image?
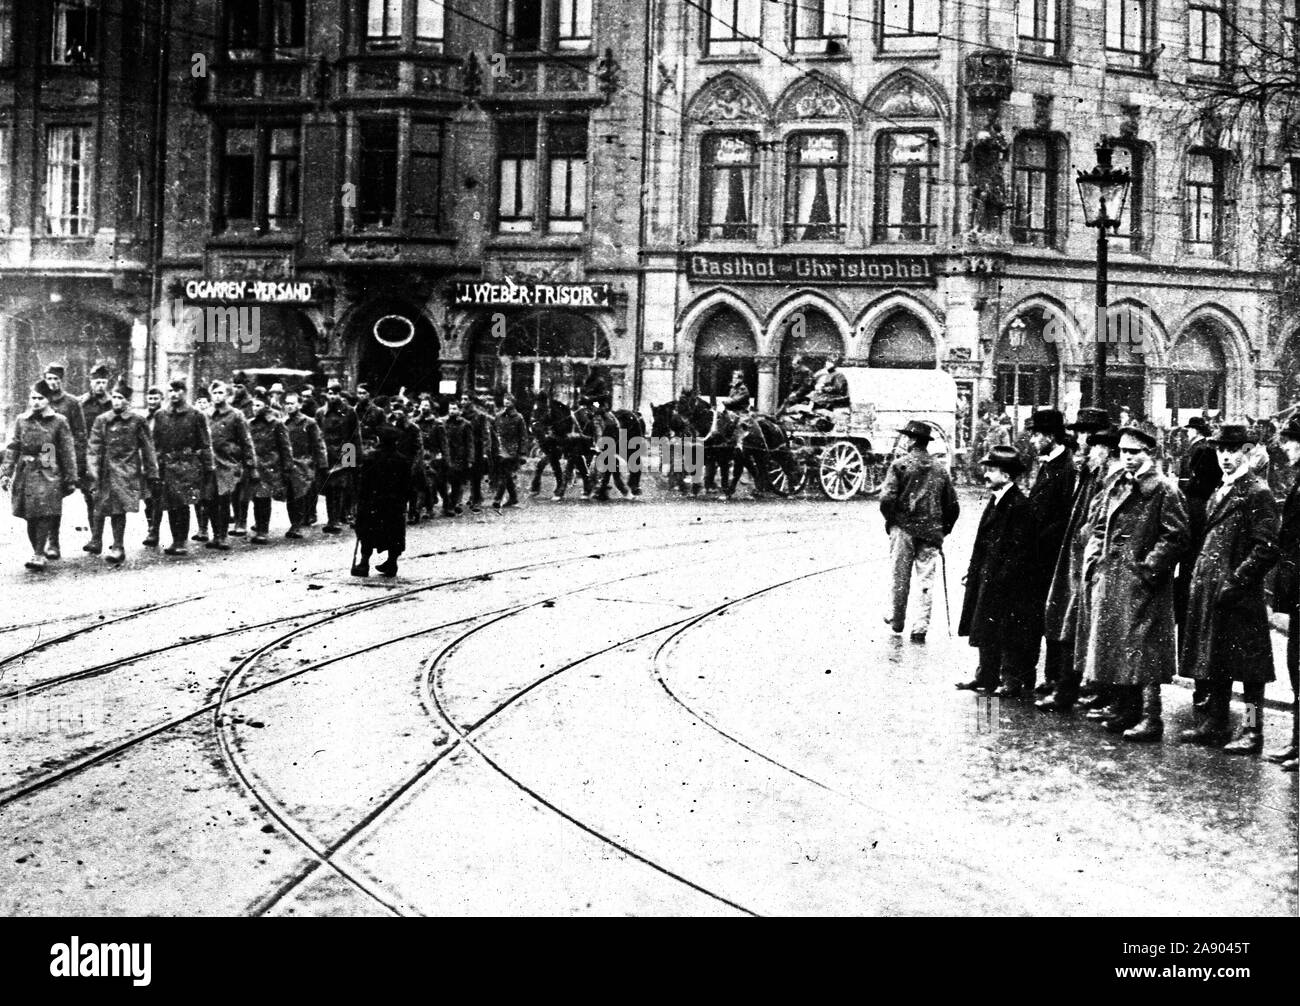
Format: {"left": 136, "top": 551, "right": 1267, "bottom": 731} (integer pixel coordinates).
{"left": 884, "top": 406, "right": 1298, "bottom": 770}
{"left": 0, "top": 362, "right": 630, "bottom": 578}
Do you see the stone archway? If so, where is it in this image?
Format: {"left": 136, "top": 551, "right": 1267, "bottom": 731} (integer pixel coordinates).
{"left": 348, "top": 299, "right": 441, "bottom": 397}
{"left": 690, "top": 304, "right": 759, "bottom": 405}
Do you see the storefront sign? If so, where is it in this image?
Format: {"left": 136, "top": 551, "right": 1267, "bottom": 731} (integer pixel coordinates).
{"left": 453, "top": 281, "right": 612, "bottom": 309}
{"left": 683, "top": 253, "right": 936, "bottom": 286}
{"left": 183, "top": 279, "right": 320, "bottom": 304}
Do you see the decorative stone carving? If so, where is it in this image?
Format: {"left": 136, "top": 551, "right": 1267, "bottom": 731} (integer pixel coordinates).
{"left": 690, "top": 74, "right": 766, "bottom": 123}
{"left": 545, "top": 64, "right": 589, "bottom": 93}
{"left": 495, "top": 63, "right": 538, "bottom": 94}
{"left": 775, "top": 76, "right": 852, "bottom": 121}
{"left": 963, "top": 50, "right": 1013, "bottom": 103}
{"left": 1119, "top": 103, "right": 1141, "bottom": 139}
{"left": 869, "top": 73, "right": 942, "bottom": 119}
{"left": 961, "top": 110, "right": 1009, "bottom": 233}
{"left": 211, "top": 255, "right": 293, "bottom": 279}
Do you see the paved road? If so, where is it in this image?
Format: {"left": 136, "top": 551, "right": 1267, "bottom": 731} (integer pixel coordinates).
{"left": 0, "top": 485, "right": 1295, "bottom": 915}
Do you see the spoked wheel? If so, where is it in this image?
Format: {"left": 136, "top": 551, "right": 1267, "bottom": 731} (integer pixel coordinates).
{"left": 818, "top": 441, "right": 867, "bottom": 500}
{"left": 766, "top": 454, "right": 806, "bottom": 496}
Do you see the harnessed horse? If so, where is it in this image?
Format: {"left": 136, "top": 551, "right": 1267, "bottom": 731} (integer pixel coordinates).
{"left": 705, "top": 407, "right": 801, "bottom": 498}
{"left": 651, "top": 392, "right": 714, "bottom": 495}
{"left": 528, "top": 394, "right": 574, "bottom": 498}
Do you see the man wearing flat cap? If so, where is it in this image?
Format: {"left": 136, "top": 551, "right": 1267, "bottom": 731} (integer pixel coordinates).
{"left": 1179, "top": 423, "right": 1280, "bottom": 754}
{"left": 38, "top": 363, "right": 87, "bottom": 559}
{"left": 1024, "top": 407, "right": 1077, "bottom": 697}
{"left": 86, "top": 380, "right": 158, "bottom": 565}
{"left": 957, "top": 445, "right": 1039, "bottom": 694}
{"left": 880, "top": 420, "right": 959, "bottom": 642}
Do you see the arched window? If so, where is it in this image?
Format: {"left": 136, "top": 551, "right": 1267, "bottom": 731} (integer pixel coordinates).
{"left": 868, "top": 309, "right": 936, "bottom": 368}
{"left": 1011, "top": 134, "right": 1061, "bottom": 247}
{"left": 471, "top": 310, "right": 609, "bottom": 411}
{"left": 873, "top": 131, "right": 938, "bottom": 242}
{"left": 995, "top": 310, "right": 1059, "bottom": 415}
{"left": 699, "top": 133, "right": 758, "bottom": 240}
{"left": 778, "top": 308, "right": 844, "bottom": 401}
{"left": 784, "top": 132, "right": 847, "bottom": 243}
{"left": 694, "top": 306, "right": 758, "bottom": 402}
{"left": 1166, "top": 320, "right": 1227, "bottom": 421}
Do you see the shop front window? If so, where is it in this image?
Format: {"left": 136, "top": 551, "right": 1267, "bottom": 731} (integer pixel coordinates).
{"left": 471, "top": 311, "right": 611, "bottom": 411}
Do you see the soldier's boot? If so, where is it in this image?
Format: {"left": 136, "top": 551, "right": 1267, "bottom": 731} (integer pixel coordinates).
{"left": 375, "top": 555, "right": 398, "bottom": 578}
{"left": 1265, "top": 701, "right": 1298, "bottom": 763}
{"left": 1123, "top": 685, "right": 1163, "bottom": 742}
{"left": 1224, "top": 685, "right": 1265, "bottom": 755}
{"left": 44, "top": 517, "right": 61, "bottom": 560}
{"left": 1179, "top": 687, "right": 1231, "bottom": 744}
{"left": 83, "top": 514, "right": 105, "bottom": 554}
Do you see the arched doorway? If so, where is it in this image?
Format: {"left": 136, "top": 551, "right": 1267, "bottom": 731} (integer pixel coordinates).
{"left": 353, "top": 300, "right": 441, "bottom": 397}
{"left": 194, "top": 305, "right": 324, "bottom": 391}
{"left": 694, "top": 306, "right": 758, "bottom": 403}
{"left": 468, "top": 310, "right": 611, "bottom": 416}
{"left": 1079, "top": 304, "right": 1153, "bottom": 419}
{"left": 1166, "top": 320, "right": 1227, "bottom": 425}
{"left": 778, "top": 307, "right": 844, "bottom": 402}
{"left": 995, "top": 308, "right": 1059, "bottom": 428}
{"left": 868, "top": 309, "right": 936, "bottom": 368}
{"left": 8, "top": 306, "right": 131, "bottom": 409}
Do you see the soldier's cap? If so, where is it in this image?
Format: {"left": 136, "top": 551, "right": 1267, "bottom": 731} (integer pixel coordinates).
{"left": 418, "top": 392, "right": 433, "bottom": 402}
{"left": 977, "top": 445, "right": 1026, "bottom": 476}
{"left": 326, "top": 380, "right": 343, "bottom": 392}
{"left": 32, "top": 379, "right": 56, "bottom": 399}
{"left": 1186, "top": 416, "right": 1212, "bottom": 434}
{"left": 1117, "top": 425, "right": 1158, "bottom": 451}
{"left": 208, "top": 379, "right": 227, "bottom": 393}
{"left": 1026, "top": 407, "right": 1066, "bottom": 436}
{"left": 251, "top": 387, "right": 270, "bottom": 403}
{"left": 1209, "top": 423, "right": 1254, "bottom": 448}
{"left": 1281, "top": 417, "right": 1300, "bottom": 442}
{"left": 231, "top": 370, "right": 249, "bottom": 386}
{"left": 89, "top": 362, "right": 113, "bottom": 380}
{"left": 1067, "top": 407, "right": 1112, "bottom": 432}
{"left": 900, "top": 419, "right": 933, "bottom": 443}
{"left": 146, "top": 386, "right": 165, "bottom": 397}
{"left": 299, "top": 384, "right": 315, "bottom": 394}
{"left": 357, "top": 382, "right": 371, "bottom": 394}
{"left": 44, "top": 363, "right": 66, "bottom": 379}
{"left": 169, "top": 377, "right": 188, "bottom": 392}
{"left": 110, "top": 380, "right": 132, "bottom": 399}
{"left": 269, "top": 382, "right": 285, "bottom": 394}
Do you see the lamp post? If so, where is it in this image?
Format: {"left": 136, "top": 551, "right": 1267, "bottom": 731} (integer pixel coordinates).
{"left": 1008, "top": 316, "right": 1027, "bottom": 433}
{"left": 1076, "top": 145, "right": 1132, "bottom": 414}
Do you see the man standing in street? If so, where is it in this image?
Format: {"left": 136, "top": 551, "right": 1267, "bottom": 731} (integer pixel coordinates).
{"left": 880, "top": 420, "right": 959, "bottom": 642}
{"left": 461, "top": 393, "right": 494, "bottom": 514}
{"left": 956, "top": 445, "right": 1039, "bottom": 695}
{"left": 142, "top": 386, "right": 165, "bottom": 547}
{"left": 245, "top": 389, "right": 293, "bottom": 543}
{"left": 79, "top": 361, "right": 114, "bottom": 549}
{"left": 1079, "top": 426, "right": 1189, "bottom": 740}
{"left": 414, "top": 394, "right": 445, "bottom": 518}
{"left": 1179, "top": 423, "right": 1280, "bottom": 754}
{"left": 282, "top": 391, "right": 327, "bottom": 539}
{"left": 39, "top": 363, "right": 86, "bottom": 560}
{"left": 354, "top": 383, "right": 385, "bottom": 447}
{"left": 316, "top": 381, "right": 360, "bottom": 535}
{"left": 442, "top": 400, "right": 474, "bottom": 516}
{"left": 206, "top": 380, "right": 258, "bottom": 551}
{"left": 1176, "top": 416, "right": 1222, "bottom": 628}
{"left": 151, "top": 378, "right": 214, "bottom": 556}
{"left": 85, "top": 380, "right": 158, "bottom": 565}
{"left": 492, "top": 393, "right": 528, "bottom": 509}
{"left": 1024, "top": 407, "right": 1077, "bottom": 697}
{"left": 1268, "top": 417, "right": 1300, "bottom": 771}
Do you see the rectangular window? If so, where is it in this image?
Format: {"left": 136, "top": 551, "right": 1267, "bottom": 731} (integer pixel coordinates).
{"left": 0, "top": 126, "right": 10, "bottom": 231}
{"left": 1106, "top": 0, "right": 1148, "bottom": 55}
{"left": 510, "top": 0, "right": 543, "bottom": 51}
{"left": 51, "top": 0, "right": 99, "bottom": 65}
{"left": 359, "top": 119, "right": 399, "bottom": 227}
{"left": 793, "top": 0, "right": 849, "bottom": 54}
{"left": 1186, "top": 149, "right": 1222, "bottom": 256}
{"left": 415, "top": 0, "right": 445, "bottom": 45}
{"left": 367, "top": 0, "right": 402, "bottom": 47}
{"left": 218, "top": 124, "right": 300, "bottom": 233}
{"left": 705, "top": 0, "right": 759, "bottom": 56}
{"left": 874, "top": 131, "right": 937, "bottom": 242}
{"left": 271, "top": 0, "right": 306, "bottom": 53}
{"left": 881, "top": 0, "right": 939, "bottom": 53}
{"left": 45, "top": 126, "right": 92, "bottom": 236}
{"left": 266, "top": 128, "right": 300, "bottom": 230}
{"left": 558, "top": 0, "right": 593, "bottom": 50}
{"left": 1282, "top": 158, "right": 1300, "bottom": 244}
{"left": 409, "top": 120, "right": 444, "bottom": 229}
{"left": 498, "top": 120, "right": 538, "bottom": 232}
{"left": 785, "top": 132, "right": 847, "bottom": 242}
{"left": 221, "top": 127, "right": 256, "bottom": 226}
{"left": 1286, "top": 2, "right": 1300, "bottom": 70}
{"left": 229, "top": 0, "right": 304, "bottom": 58}
{"left": 1189, "top": 1, "right": 1223, "bottom": 69}
{"left": 1110, "top": 142, "right": 1144, "bottom": 253}
{"left": 1018, "top": 0, "right": 1058, "bottom": 57}
{"left": 1012, "top": 135, "right": 1058, "bottom": 246}
{"left": 548, "top": 118, "right": 587, "bottom": 232}
{"left": 1, "top": 1, "right": 14, "bottom": 66}
{"left": 699, "top": 133, "right": 758, "bottom": 240}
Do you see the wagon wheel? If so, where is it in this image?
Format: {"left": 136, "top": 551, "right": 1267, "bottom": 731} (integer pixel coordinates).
{"left": 766, "top": 453, "right": 806, "bottom": 496}
{"left": 818, "top": 441, "right": 867, "bottom": 500}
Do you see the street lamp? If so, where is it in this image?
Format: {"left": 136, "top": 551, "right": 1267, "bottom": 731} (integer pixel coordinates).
{"left": 1007, "top": 316, "right": 1027, "bottom": 433}
{"left": 1076, "top": 144, "right": 1131, "bottom": 412}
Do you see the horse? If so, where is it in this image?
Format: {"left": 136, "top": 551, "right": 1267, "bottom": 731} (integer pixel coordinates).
{"left": 651, "top": 392, "right": 714, "bottom": 495}
{"left": 590, "top": 405, "right": 646, "bottom": 500}
{"left": 705, "top": 408, "right": 800, "bottom": 499}
{"left": 529, "top": 393, "right": 575, "bottom": 499}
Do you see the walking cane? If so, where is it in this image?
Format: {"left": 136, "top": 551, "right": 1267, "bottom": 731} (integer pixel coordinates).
{"left": 939, "top": 547, "right": 952, "bottom": 635}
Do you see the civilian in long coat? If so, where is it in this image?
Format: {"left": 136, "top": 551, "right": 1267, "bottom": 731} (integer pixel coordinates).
{"left": 282, "top": 391, "right": 328, "bottom": 538}
{"left": 1268, "top": 418, "right": 1300, "bottom": 770}
{"left": 151, "top": 379, "right": 215, "bottom": 554}
{"left": 86, "top": 382, "right": 159, "bottom": 564}
{"left": 1179, "top": 423, "right": 1279, "bottom": 755}
{"left": 205, "top": 381, "right": 259, "bottom": 549}
{"left": 1, "top": 382, "right": 78, "bottom": 569}
{"left": 352, "top": 427, "right": 412, "bottom": 578}
{"left": 956, "top": 446, "right": 1039, "bottom": 695}
{"left": 316, "top": 382, "right": 361, "bottom": 534}
{"left": 245, "top": 391, "right": 294, "bottom": 543}
{"left": 1080, "top": 427, "right": 1189, "bottom": 740}
{"left": 1176, "top": 416, "right": 1222, "bottom": 625}
{"left": 1024, "top": 408, "right": 1077, "bottom": 694}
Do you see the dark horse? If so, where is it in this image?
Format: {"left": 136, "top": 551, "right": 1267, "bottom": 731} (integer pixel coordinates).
{"left": 650, "top": 390, "right": 715, "bottom": 495}
{"left": 705, "top": 408, "right": 801, "bottom": 499}
{"left": 556, "top": 400, "right": 646, "bottom": 500}
{"left": 529, "top": 393, "right": 575, "bottom": 499}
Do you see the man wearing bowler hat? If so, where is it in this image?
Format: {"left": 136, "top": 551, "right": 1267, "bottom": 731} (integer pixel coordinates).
{"left": 880, "top": 420, "right": 959, "bottom": 642}
{"left": 956, "top": 445, "right": 1038, "bottom": 694}
{"left": 1179, "top": 423, "right": 1279, "bottom": 754}
{"left": 1024, "top": 406, "right": 1077, "bottom": 696}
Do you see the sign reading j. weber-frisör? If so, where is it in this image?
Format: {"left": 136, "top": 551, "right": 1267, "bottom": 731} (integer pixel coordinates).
{"left": 453, "top": 281, "right": 613, "bottom": 308}
{"left": 684, "top": 252, "right": 936, "bottom": 286}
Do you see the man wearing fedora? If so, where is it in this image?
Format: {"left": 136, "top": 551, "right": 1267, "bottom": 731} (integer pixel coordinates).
{"left": 1267, "top": 417, "right": 1300, "bottom": 770}
{"left": 880, "top": 420, "right": 959, "bottom": 642}
{"left": 957, "top": 445, "right": 1039, "bottom": 694}
{"left": 1025, "top": 407, "right": 1077, "bottom": 696}
{"left": 86, "top": 380, "right": 158, "bottom": 565}
{"left": 1038, "top": 408, "right": 1116, "bottom": 712}
{"left": 1179, "top": 423, "right": 1279, "bottom": 754}
{"left": 1079, "top": 426, "right": 1190, "bottom": 740}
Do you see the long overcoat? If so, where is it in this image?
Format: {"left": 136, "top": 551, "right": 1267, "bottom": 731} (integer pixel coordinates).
{"left": 1043, "top": 462, "right": 1106, "bottom": 641}
{"left": 443, "top": 415, "right": 474, "bottom": 473}
{"left": 2, "top": 412, "right": 78, "bottom": 518}
{"left": 152, "top": 404, "right": 214, "bottom": 507}
{"left": 958, "top": 483, "right": 1039, "bottom": 651}
{"left": 1273, "top": 472, "right": 1300, "bottom": 615}
{"left": 495, "top": 408, "right": 528, "bottom": 461}
{"left": 87, "top": 409, "right": 158, "bottom": 514}
{"left": 315, "top": 402, "right": 361, "bottom": 486}
{"left": 1180, "top": 473, "right": 1279, "bottom": 684}
{"left": 207, "top": 404, "right": 258, "bottom": 497}
{"left": 1080, "top": 468, "right": 1190, "bottom": 686}
{"left": 45, "top": 391, "right": 87, "bottom": 481}
{"left": 246, "top": 412, "right": 293, "bottom": 501}
{"left": 80, "top": 392, "right": 113, "bottom": 438}
{"left": 355, "top": 447, "right": 411, "bottom": 554}
{"left": 1027, "top": 448, "right": 1076, "bottom": 593}
{"left": 284, "top": 412, "right": 328, "bottom": 499}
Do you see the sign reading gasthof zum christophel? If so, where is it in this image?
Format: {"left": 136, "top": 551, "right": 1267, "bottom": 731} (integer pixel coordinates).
{"left": 684, "top": 252, "right": 936, "bottom": 286}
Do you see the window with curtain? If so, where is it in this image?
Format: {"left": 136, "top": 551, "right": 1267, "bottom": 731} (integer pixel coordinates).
{"left": 45, "top": 126, "right": 92, "bottom": 235}
{"left": 1106, "top": 0, "right": 1148, "bottom": 55}
{"left": 785, "top": 132, "right": 847, "bottom": 242}
{"left": 1012, "top": 134, "right": 1058, "bottom": 246}
{"left": 874, "top": 131, "right": 937, "bottom": 242}
{"left": 1282, "top": 158, "right": 1300, "bottom": 243}
{"left": 51, "top": 0, "right": 99, "bottom": 65}
{"left": 880, "top": 0, "right": 939, "bottom": 52}
{"left": 367, "top": 0, "right": 402, "bottom": 47}
{"left": 266, "top": 128, "right": 300, "bottom": 230}
{"left": 1018, "top": 0, "right": 1059, "bottom": 57}
{"left": 699, "top": 133, "right": 758, "bottom": 240}
{"left": 548, "top": 118, "right": 588, "bottom": 232}
{"left": 705, "top": 0, "right": 759, "bottom": 56}
{"left": 1167, "top": 323, "right": 1226, "bottom": 413}
{"left": 220, "top": 128, "right": 257, "bottom": 225}
{"left": 1109, "top": 141, "right": 1145, "bottom": 252}
{"left": 1186, "top": 149, "right": 1223, "bottom": 256}
{"left": 868, "top": 311, "right": 936, "bottom": 368}
{"left": 793, "top": 0, "right": 849, "bottom": 55}
{"left": 1189, "top": 1, "right": 1224, "bottom": 70}
{"left": 359, "top": 119, "right": 399, "bottom": 227}
{"left": 498, "top": 120, "right": 538, "bottom": 232}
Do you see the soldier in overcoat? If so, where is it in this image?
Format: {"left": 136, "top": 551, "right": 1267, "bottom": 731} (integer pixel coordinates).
{"left": 1024, "top": 407, "right": 1077, "bottom": 695}
{"left": 1178, "top": 423, "right": 1280, "bottom": 754}
{"left": 151, "top": 379, "right": 214, "bottom": 555}
{"left": 205, "top": 380, "right": 259, "bottom": 550}
{"left": 38, "top": 363, "right": 86, "bottom": 560}
{"left": 352, "top": 426, "right": 412, "bottom": 579}
{"left": 492, "top": 394, "right": 528, "bottom": 509}
{"left": 79, "top": 362, "right": 114, "bottom": 547}
{"left": 441, "top": 400, "right": 474, "bottom": 516}
{"left": 1, "top": 381, "right": 79, "bottom": 570}
{"left": 413, "top": 395, "right": 445, "bottom": 517}
{"left": 460, "top": 393, "right": 495, "bottom": 513}
{"left": 245, "top": 390, "right": 294, "bottom": 543}
{"left": 282, "top": 391, "right": 328, "bottom": 538}
{"left": 1080, "top": 426, "right": 1190, "bottom": 740}
{"left": 142, "top": 386, "right": 165, "bottom": 546}
{"left": 956, "top": 445, "right": 1039, "bottom": 695}
{"left": 315, "top": 381, "right": 361, "bottom": 534}
{"left": 85, "top": 380, "right": 158, "bottom": 565}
